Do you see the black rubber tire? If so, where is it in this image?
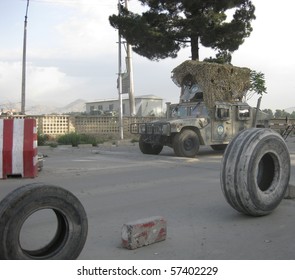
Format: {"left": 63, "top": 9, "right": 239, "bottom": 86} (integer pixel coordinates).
{"left": 173, "top": 130, "right": 200, "bottom": 157}
{"left": 211, "top": 144, "right": 227, "bottom": 152}
{"left": 0, "top": 183, "right": 88, "bottom": 259}
{"left": 221, "top": 128, "right": 290, "bottom": 216}
{"left": 150, "top": 145, "right": 163, "bottom": 155}
{"left": 139, "top": 135, "right": 163, "bottom": 155}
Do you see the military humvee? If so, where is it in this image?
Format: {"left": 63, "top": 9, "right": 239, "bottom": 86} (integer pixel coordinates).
{"left": 130, "top": 60, "right": 270, "bottom": 157}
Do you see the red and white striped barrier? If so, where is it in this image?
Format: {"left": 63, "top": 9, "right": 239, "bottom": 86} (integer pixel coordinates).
{"left": 0, "top": 119, "right": 38, "bottom": 179}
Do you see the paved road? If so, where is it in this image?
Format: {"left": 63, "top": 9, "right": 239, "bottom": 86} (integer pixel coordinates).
{"left": 1, "top": 139, "right": 295, "bottom": 260}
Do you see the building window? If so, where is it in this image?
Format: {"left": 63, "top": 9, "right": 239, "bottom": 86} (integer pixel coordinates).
{"left": 109, "top": 104, "right": 114, "bottom": 111}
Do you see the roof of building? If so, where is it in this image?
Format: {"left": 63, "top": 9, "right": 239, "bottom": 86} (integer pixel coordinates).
{"left": 86, "top": 95, "right": 163, "bottom": 104}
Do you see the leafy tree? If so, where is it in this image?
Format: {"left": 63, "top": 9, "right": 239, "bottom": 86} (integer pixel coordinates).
{"left": 262, "top": 109, "right": 274, "bottom": 119}
{"left": 249, "top": 70, "right": 267, "bottom": 96}
{"left": 245, "top": 70, "right": 267, "bottom": 101}
{"left": 274, "top": 109, "right": 290, "bottom": 119}
{"left": 203, "top": 50, "right": 233, "bottom": 64}
{"left": 109, "top": 0, "right": 256, "bottom": 61}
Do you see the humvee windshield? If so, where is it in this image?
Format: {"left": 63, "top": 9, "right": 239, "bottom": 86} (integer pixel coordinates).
{"left": 170, "top": 103, "right": 209, "bottom": 119}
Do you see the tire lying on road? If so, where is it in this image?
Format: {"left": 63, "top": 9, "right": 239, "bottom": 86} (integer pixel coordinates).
{"left": 220, "top": 128, "right": 290, "bottom": 216}
{"left": 0, "top": 183, "right": 88, "bottom": 259}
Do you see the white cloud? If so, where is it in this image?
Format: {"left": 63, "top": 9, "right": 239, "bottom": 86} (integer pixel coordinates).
{"left": 51, "top": 0, "right": 118, "bottom": 59}
{"left": 0, "top": 61, "right": 91, "bottom": 107}
{"left": 1, "top": 0, "right": 295, "bottom": 111}
{"left": 0, "top": 62, "right": 22, "bottom": 108}
{"left": 28, "top": 64, "right": 70, "bottom": 95}
{"left": 55, "top": 17, "right": 117, "bottom": 58}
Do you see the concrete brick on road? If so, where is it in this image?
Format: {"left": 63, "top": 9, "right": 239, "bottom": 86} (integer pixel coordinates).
{"left": 121, "top": 216, "right": 167, "bottom": 250}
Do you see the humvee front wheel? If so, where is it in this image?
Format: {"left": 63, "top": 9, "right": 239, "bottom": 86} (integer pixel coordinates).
{"left": 139, "top": 135, "right": 163, "bottom": 155}
{"left": 173, "top": 130, "right": 199, "bottom": 157}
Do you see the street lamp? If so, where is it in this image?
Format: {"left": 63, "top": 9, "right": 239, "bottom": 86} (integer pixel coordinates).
{"left": 117, "top": 0, "right": 136, "bottom": 139}
{"left": 118, "top": 0, "right": 124, "bottom": 139}
{"left": 21, "top": 0, "right": 30, "bottom": 115}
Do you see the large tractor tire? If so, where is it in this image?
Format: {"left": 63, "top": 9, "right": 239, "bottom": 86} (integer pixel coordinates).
{"left": 139, "top": 135, "right": 163, "bottom": 155}
{"left": 173, "top": 130, "right": 200, "bottom": 157}
{"left": 0, "top": 183, "right": 88, "bottom": 259}
{"left": 221, "top": 128, "right": 290, "bottom": 216}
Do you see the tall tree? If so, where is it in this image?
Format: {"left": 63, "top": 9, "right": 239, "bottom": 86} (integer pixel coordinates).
{"left": 109, "top": 0, "right": 256, "bottom": 61}
{"left": 262, "top": 109, "right": 274, "bottom": 119}
{"left": 274, "top": 109, "right": 289, "bottom": 119}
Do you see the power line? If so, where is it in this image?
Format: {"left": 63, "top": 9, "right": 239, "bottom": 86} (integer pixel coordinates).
{"left": 19, "top": 0, "right": 113, "bottom": 7}
{"left": 20, "top": 0, "right": 79, "bottom": 4}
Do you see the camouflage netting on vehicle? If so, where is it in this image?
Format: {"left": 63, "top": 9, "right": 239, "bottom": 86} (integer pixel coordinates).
{"left": 171, "top": 60, "right": 251, "bottom": 108}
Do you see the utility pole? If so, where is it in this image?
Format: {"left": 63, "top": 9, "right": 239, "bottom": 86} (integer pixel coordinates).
{"left": 118, "top": 0, "right": 124, "bottom": 140}
{"left": 21, "top": 0, "right": 30, "bottom": 115}
{"left": 124, "top": 0, "right": 136, "bottom": 116}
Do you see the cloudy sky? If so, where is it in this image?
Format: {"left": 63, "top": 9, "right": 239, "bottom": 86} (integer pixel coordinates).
{"left": 0, "top": 0, "right": 294, "bottom": 113}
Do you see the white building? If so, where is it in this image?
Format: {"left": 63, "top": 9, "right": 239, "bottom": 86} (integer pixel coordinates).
{"left": 85, "top": 95, "right": 164, "bottom": 117}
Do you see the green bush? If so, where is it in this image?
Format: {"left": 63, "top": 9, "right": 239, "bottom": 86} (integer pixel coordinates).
{"left": 49, "top": 142, "right": 58, "bottom": 148}
{"left": 37, "top": 133, "right": 49, "bottom": 146}
{"left": 57, "top": 133, "right": 105, "bottom": 147}
{"left": 80, "top": 134, "right": 97, "bottom": 146}
{"left": 57, "top": 133, "right": 80, "bottom": 147}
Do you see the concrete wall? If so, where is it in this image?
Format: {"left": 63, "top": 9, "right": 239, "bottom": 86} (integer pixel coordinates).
{"left": 1, "top": 115, "right": 294, "bottom": 139}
